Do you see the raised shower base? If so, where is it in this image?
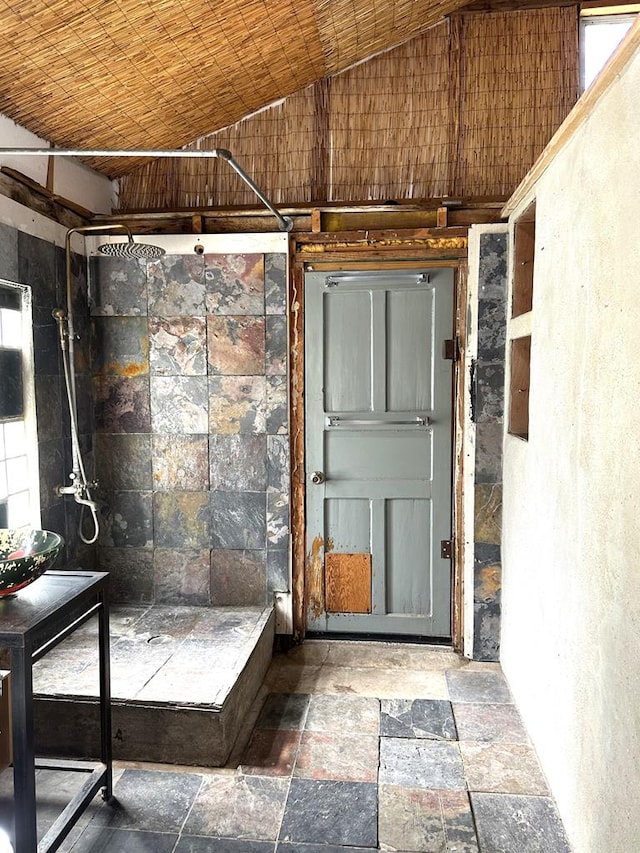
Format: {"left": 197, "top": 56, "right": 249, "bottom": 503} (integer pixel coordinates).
{"left": 31, "top": 604, "right": 275, "bottom": 767}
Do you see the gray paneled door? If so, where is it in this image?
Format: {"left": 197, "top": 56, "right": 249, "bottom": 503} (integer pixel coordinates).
{"left": 305, "top": 268, "right": 454, "bottom": 638}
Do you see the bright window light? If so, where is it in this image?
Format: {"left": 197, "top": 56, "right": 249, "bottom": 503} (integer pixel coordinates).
{"left": 581, "top": 14, "right": 636, "bottom": 89}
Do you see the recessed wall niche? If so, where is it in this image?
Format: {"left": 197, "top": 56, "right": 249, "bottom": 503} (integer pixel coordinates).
{"left": 508, "top": 335, "right": 531, "bottom": 440}
{"left": 512, "top": 201, "right": 536, "bottom": 317}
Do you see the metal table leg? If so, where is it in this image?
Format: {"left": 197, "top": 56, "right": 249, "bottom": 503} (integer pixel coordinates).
{"left": 10, "top": 645, "right": 37, "bottom": 853}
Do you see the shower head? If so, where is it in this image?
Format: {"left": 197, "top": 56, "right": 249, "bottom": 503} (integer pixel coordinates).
{"left": 98, "top": 239, "right": 165, "bottom": 260}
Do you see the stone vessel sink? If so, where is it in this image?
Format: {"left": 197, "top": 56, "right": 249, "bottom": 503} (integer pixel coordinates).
{"left": 0, "top": 529, "right": 64, "bottom": 596}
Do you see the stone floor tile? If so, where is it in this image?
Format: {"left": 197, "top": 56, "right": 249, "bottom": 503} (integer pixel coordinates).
{"left": 293, "top": 731, "right": 379, "bottom": 783}
{"left": 460, "top": 742, "right": 549, "bottom": 795}
{"left": 91, "top": 768, "right": 202, "bottom": 832}
{"left": 240, "top": 729, "right": 302, "bottom": 776}
{"left": 311, "top": 666, "right": 449, "bottom": 699}
{"left": 324, "top": 641, "right": 464, "bottom": 671}
{"left": 471, "top": 792, "right": 572, "bottom": 852}
{"left": 264, "top": 664, "right": 324, "bottom": 694}
{"left": 453, "top": 702, "right": 529, "bottom": 743}
{"left": 304, "top": 695, "right": 380, "bottom": 735}
{"left": 277, "top": 844, "right": 377, "bottom": 853}
{"left": 381, "top": 698, "right": 458, "bottom": 740}
{"left": 175, "top": 837, "right": 275, "bottom": 852}
{"left": 69, "top": 826, "right": 178, "bottom": 852}
{"left": 279, "top": 778, "right": 377, "bottom": 848}
{"left": 379, "top": 738, "right": 466, "bottom": 790}
{"left": 379, "top": 784, "right": 479, "bottom": 852}
{"left": 183, "top": 774, "right": 288, "bottom": 841}
{"left": 255, "top": 693, "right": 310, "bottom": 730}
{"left": 445, "top": 670, "right": 513, "bottom": 704}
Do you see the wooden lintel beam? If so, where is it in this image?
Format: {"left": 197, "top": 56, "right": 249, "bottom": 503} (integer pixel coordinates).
{"left": 0, "top": 169, "right": 89, "bottom": 229}
{"left": 461, "top": 0, "right": 638, "bottom": 9}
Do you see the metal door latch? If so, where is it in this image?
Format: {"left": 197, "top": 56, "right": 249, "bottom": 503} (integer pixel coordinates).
{"left": 310, "top": 471, "right": 325, "bottom": 484}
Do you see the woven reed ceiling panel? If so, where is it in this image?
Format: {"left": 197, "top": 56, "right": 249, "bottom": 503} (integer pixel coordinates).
{"left": 0, "top": 0, "right": 467, "bottom": 177}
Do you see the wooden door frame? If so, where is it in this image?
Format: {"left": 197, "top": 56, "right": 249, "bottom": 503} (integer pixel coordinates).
{"left": 289, "top": 230, "right": 469, "bottom": 651}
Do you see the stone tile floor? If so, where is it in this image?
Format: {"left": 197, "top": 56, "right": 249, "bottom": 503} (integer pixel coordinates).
{"left": 0, "top": 640, "right": 573, "bottom": 852}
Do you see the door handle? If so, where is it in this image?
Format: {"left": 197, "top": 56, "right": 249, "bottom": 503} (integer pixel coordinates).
{"left": 310, "top": 471, "right": 325, "bottom": 485}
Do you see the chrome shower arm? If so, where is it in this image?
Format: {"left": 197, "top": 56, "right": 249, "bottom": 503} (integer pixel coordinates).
{"left": 0, "top": 147, "right": 294, "bottom": 232}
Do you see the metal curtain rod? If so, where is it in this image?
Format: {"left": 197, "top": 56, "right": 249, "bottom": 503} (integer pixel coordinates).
{"left": 0, "top": 147, "right": 293, "bottom": 232}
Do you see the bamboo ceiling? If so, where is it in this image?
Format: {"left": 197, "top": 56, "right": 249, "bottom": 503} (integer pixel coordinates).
{"left": 0, "top": 0, "right": 472, "bottom": 178}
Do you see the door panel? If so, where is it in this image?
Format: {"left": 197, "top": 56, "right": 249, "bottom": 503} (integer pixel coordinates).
{"left": 305, "top": 268, "right": 454, "bottom": 638}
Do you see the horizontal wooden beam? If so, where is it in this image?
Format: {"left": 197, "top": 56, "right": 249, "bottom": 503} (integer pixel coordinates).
{"left": 0, "top": 168, "right": 90, "bottom": 229}
{"left": 460, "top": 0, "right": 638, "bottom": 9}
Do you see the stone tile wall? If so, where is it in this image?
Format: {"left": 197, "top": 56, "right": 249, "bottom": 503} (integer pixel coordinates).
{"left": 0, "top": 222, "right": 95, "bottom": 567}
{"left": 90, "top": 250, "right": 289, "bottom": 607}
{"left": 473, "top": 232, "right": 507, "bottom": 661}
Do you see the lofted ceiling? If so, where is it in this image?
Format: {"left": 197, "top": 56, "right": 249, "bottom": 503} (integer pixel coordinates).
{"left": 0, "top": 0, "right": 476, "bottom": 178}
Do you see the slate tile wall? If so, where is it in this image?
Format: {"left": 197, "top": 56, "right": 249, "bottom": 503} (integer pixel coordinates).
{"left": 90, "top": 250, "right": 289, "bottom": 607}
{"left": 0, "top": 222, "right": 95, "bottom": 568}
{"left": 473, "top": 232, "right": 507, "bottom": 661}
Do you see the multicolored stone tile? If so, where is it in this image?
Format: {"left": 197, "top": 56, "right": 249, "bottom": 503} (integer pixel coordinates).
{"left": 294, "top": 731, "right": 379, "bottom": 783}
{"left": 478, "top": 298, "right": 507, "bottom": 363}
{"left": 209, "top": 375, "right": 267, "bottom": 434}
{"left": 460, "top": 742, "right": 549, "bottom": 795}
{"left": 94, "top": 375, "right": 151, "bottom": 434}
{"left": 475, "top": 420, "right": 504, "bottom": 484}
{"left": 266, "top": 315, "right": 287, "bottom": 375}
{"left": 474, "top": 562, "right": 502, "bottom": 661}
{"left": 209, "top": 548, "right": 267, "bottom": 606}
{"left": 150, "top": 375, "right": 208, "bottom": 434}
{"left": 94, "top": 434, "right": 152, "bottom": 491}
{"left": 453, "top": 702, "right": 529, "bottom": 744}
{"left": 265, "top": 252, "right": 287, "bottom": 315}
{"left": 305, "top": 695, "right": 380, "bottom": 735}
{"left": 91, "top": 768, "right": 202, "bottom": 832}
{"left": 379, "top": 738, "right": 466, "bottom": 790}
{"left": 475, "top": 363, "right": 505, "bottom": 420}
{"left": 474, "top": 483, "right": 502, "bottom": 545}
{"left": 478, "top": 232, "right": 507, "bottom": 300}
{"left": 95, "top": 547, "right": 154, "bottom": 603}
{"left": 267, "top": 548, "right": 289, "bottom": 593}
{"left": 153, "top": 491, "right": 210, "bottom": 549}
{"left": 183, "top": 774, "right": 288, "bottom": 840}
{"left": 153, "top": 548, "right": 210, "bottom": 606}
{"left": 266, "top": 375, "right": 288, "bottom": 434}
{"left": 471, "top": 792, "right": 571, "bottom": 853}
{"left": 256, "top": 693, "right": 310, "bottom": 731}
{"left": 91, "top": 317, "right": 149, "bottom": 376}
{"left": 279, "top": 778, "right": 378, "bottom": 848}
{"left": 379, "top": 785, "right": 479, "bottom": 852}
{"left": 267, "top": 491, "right": 289, "bottom": 546}
{"left": 210, "top": 491, "right": 266, "bottom": 550}
{"left": 267, "top": 436, "right": 289, "bottom": 495}
{"left": 207, "top": 316, "right": 265, "bottom": 375}
{"left": 98, "top": 491, "right": 153, "bottom": 549}
{"left": 380, "top": 698, "right": 458, "bottom": 740}
{"left": 151, "top": 434, "right": 209, "bottom": 490}
{"left": 204, "top": 253, "right": 264, "bottom": 315}
{"left": 90, "top": 255, "right": 148, "bottom": 316}
{"left": 35, "top": 374, "right": 63, "bottom": 442}
{"left": 446, "top": 668, "right": 512, "bottom": 704}
{"left": 210, "top": 435, "right": 267, "bottom": 491}
{"left": 147, "top": 255, "right": 206, "bottom": 316}
{"left": 240, "top": 729, "right": 301, "bottom": 777}
{"left": 149, "top": 316, "right": 207, "bottom": 375}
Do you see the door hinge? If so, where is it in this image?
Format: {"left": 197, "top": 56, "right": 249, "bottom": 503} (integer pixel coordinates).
{"left": 440, "top": 539, "right": 453, "bottom": 559}
{"left": 443, "top": 338, "right": 459, "bottom": 361}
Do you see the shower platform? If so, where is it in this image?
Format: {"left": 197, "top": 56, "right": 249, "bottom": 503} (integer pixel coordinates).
{"left": 31, "top": 603, "right": 275, "bottom": 768}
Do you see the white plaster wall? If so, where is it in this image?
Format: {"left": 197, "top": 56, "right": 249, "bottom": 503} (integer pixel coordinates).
{"left": 501, "top": 48, "right": 640, "bottom": 853}
{"left": 0, "top": 114, "right": 116, "bottom": 214}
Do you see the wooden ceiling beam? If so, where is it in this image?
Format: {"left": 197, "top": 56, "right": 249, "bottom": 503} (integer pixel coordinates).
{"left": 460, "top": 0, "right": 640, "bottom": 10}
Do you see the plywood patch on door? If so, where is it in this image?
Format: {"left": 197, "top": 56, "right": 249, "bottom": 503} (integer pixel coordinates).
{"left": 325, "top": 553, "right": 372, "bottom": 613}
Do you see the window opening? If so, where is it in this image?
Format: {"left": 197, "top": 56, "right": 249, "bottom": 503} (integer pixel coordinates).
{"left": 580, "top": 8, "right": 638, "bottom": 90}
{"left": 0, "top": 280, "right": 39, "bottom": 529}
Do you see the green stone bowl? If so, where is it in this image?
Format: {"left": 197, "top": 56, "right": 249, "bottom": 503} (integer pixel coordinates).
{"left": 0, "top": 529, "right": 64, "bottom": 596}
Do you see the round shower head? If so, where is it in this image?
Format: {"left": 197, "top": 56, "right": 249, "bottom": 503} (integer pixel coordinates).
{"left": 98, "top": 241, "right": 165, "bottom": 260}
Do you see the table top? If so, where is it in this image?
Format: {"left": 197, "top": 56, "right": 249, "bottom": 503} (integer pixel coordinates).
{"left": 0, "top": 570, "right": 108, "bottom": 644}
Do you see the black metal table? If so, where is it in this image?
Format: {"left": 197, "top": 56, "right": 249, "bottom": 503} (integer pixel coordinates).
{"left": 0, "top": 570, "right": 111, "bottom": 853}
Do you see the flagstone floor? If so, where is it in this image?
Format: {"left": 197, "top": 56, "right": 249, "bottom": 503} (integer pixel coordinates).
{"left": 0, "top": 640, "right": 572, "bottom": 852}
